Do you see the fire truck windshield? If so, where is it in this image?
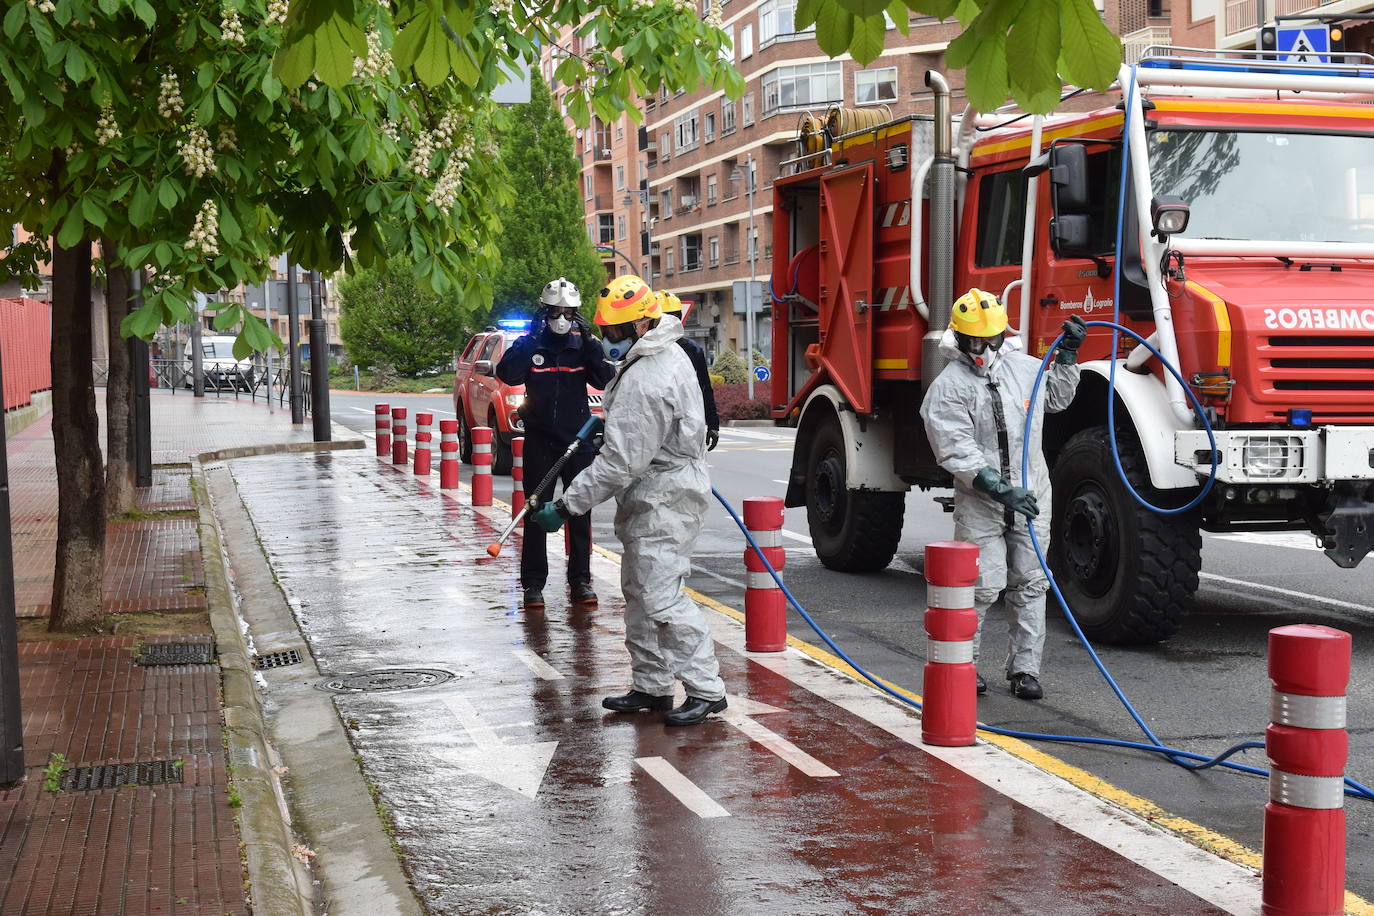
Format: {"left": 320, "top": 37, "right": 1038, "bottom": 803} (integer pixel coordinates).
{"left": 1148, "top": 129, "right": 1374, "bottom": 245}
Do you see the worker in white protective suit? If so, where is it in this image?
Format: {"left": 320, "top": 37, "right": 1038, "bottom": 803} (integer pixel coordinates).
{"left": 529, "top": 274, "right": 727, "bottom": 727}
{"left": 920, "top": 289, "right": 1085, "bottom": 700}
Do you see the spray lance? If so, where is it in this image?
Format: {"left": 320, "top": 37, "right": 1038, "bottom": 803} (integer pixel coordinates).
{"left": 485, "top": 415, "right": 605, "bottom": 557}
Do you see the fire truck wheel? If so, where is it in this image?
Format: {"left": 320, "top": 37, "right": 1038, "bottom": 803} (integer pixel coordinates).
{"left": 457, "top": 412, "right": 474, "bottom": 464}
{"left": 805, "top": 416, "right": 904, "bottom": 572}
{"left": 1048, "top": 427, "right": 1202, "bottom": 645}
{"left": 489, "top": 410, "right": 513, "bottom": 475}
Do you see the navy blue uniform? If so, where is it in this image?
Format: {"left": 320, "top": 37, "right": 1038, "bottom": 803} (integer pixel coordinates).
{"left": 675, "top": 337, "right": 720, "bottom": 433}
{"left": 497, "top": 325, "right": 615, "bottom": 590}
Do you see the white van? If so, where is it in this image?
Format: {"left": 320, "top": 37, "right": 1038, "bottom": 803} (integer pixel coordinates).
{"left": 184, "top": 335, "right": 256, "bottom": 390}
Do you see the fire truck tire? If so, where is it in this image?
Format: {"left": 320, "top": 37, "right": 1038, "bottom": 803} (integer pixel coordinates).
{"left": 489, "top": 410, "right": 513, "bottom": 475}
{"left": 806, "top": 418, "right": 904, "bottom": 571}
{"left": 457, "top": 412, "right": 474, "bottom": 464}
{"left": 1048, "top": 427, "right": 1201, "bottom": 645}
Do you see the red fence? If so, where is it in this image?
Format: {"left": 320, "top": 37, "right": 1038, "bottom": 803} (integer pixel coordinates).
{"left": 1, "top": 297, "right": 52, "bottom": 410}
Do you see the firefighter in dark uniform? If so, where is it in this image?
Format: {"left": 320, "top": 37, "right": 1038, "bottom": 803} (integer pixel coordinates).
{"left": 655, "top": 291, "right": 720, "bottom": 451}
{"left": 496, "top": 277, "right": 616, "bottom": 609}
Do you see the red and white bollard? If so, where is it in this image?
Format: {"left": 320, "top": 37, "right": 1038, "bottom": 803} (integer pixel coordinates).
{"left": 921, "top": 541, "right": 980, "bottom": 747}
{"left": 511, "top": 437, "right": 525, "bottom": 518}
{"left": 375, "top": 404, "right": 391, "bottom": 457}
{"left": 1263, "top": 624, "right": 1351, "bottom": 916}
{"left": 413, "top": 412, "right": 433, "bottom": 476}
{"left": 390, "top": 407, "right": 408, "bottom": 466}
{"left": 471, "top": 426, "right": 493, "bottom": 506}
{"left": 743, "top": 497, "right": 787, "bottom": 652}
{"left": 438, "top": 419, "right": 460, "bottom": 489}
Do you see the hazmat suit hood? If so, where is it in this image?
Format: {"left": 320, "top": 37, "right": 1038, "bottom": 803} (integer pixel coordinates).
{"left": 609, "top": 313, "right": 686, "bottom": 369}
{"left": 938, "top": 327, "right": 1022, "bottom": 377}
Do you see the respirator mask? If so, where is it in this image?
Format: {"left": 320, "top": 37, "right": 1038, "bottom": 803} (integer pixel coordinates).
{"left": 544, "top": 307, "right": 577, "bottom": 337}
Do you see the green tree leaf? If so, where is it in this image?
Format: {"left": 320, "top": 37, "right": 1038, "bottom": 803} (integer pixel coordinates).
{"left": 795, "top": 0, "right": 824, "bottom": 30}
{"left": 814, "top": 3, "right": 855, "bottom": 57}
{"left": 965, "top": 30, "right": 1010, "bottom": 112}
{"left": 212, "top": 303, "right": 242, "bottom": 331}
{"left": 1059, "top": 0, "right": 1121, "bottom": 90}
{"left": 1007, "top": 0, "right": 1061, "bottom": 112}
{"left": 837, "top": 0, "right": 891, "bottom": 17}
{"left": 849, "top": 13, "right": 887, "bottom": 65}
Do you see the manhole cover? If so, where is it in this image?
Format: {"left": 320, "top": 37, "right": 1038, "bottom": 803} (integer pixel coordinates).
{"left": 253, "top": 649, "right": 303, "bottom": 670}
{"left": 137, "top": 643, "right": 216, "bottom": 666}
{"left": 318, "top": 668, "right": 455, "bottom": 692}
{"left": 63, "top": 760, "right": 184, "bottom": 791}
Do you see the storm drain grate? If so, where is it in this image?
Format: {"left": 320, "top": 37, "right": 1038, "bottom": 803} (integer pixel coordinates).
{"left": 318, "top": 668, "right": 455, "bottom": 693}
{"left": 253, "top": 649, "right": 303, "bottom": 670}
{"left": 137, "top": 642, "right": 216, "bottom": 666}
{"left": 62, "top": 760, "right": 184, "bottom": 791}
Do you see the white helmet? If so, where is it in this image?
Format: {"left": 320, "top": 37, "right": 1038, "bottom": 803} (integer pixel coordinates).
{"left": 539, "top": 277, "right": 581, "bottom": 312}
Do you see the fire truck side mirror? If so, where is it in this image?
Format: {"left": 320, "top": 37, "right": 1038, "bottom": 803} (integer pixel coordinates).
{"left": 1050, "top": 215, "right": 1093, "bottom": 257}
{"left": 1048, "top": 144, "right": 1091, "bottom": 214}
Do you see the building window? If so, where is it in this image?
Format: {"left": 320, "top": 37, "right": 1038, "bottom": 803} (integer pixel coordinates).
{"left": 760, "top": 0, "right": 812, "bottom": 45}
{"left": 719, "top": 25, "right": 735, "bottom": 63}
{"left": 762, "top": 63, "right": 841, "bottom": 117}
{"left": 739, "top": 23, "right": 753, "bottom": 59}
{"left": 682, "top": 234, "right": 703, "bottom": 271}
{"left": 666, "top": 248, "right": 675, "bottom": 275}
{"left": 617, "top": 214, "right": 627, "bottom": 240}
{"left": 742, "top": 92, "right": 754, "bottom": 126}
{"left": 660, "top": 188, "right": 673, "bottom": 218}
{"left": 709, "top": 236, "right": 720, "bottom": 267}
{"left": 707, "top": 173, "right": 718, "bottom": 205}
{"left": 705, "top": 112, "right": 716, "bottom": 143}
{"left": 660, "top": 130, "right": 672, "bottom": 160}
{"left": 855, "top": 67, "right": 898, "bottom": 105}
{"left": 616, "top": 165, "right": 625, "bottom": 189}
{"left": 721, "top": 98, "right": 737, "bottom": 135}
{"left": 584, "top": 174, "right": 593, "bottom": 199}
{"left": 598, "top": 214, "right": 615, "bottom": 245}
{"left": 616, "top": 122, "right": 624, "bottom": 140}
{"left": 675, "top": 108, "right": 701, "bottom": 155}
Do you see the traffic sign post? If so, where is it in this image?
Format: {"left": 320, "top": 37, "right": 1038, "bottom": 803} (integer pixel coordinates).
{"left": 1276, "top": 25, "right": 1331, "bottom": 63}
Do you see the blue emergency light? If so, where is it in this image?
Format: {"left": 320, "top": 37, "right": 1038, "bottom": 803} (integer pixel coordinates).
{"left": 1288, "top": 408, "right": 1314, "bottom": 428}
{"left": 497, "top": 319, "right": 533, "bottom": 331}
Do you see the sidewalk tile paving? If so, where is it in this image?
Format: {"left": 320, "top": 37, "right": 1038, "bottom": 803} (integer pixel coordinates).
{"left": 1, "top": 392, "right": 318, "bottom": 915}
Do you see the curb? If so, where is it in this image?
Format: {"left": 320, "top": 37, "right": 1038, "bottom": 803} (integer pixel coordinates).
{"left": 193, "top": 432, "right": 364, "bottom": 915}
{"left": 724, "top": 418, "right": 778, "bottom": 427}
{"left": 4, "top": 390, "right": 53, "bottom": 438}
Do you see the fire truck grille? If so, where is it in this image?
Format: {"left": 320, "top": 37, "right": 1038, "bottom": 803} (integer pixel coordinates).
{"left": 1259, "top": 335, "right": 1374, "bottom": 419}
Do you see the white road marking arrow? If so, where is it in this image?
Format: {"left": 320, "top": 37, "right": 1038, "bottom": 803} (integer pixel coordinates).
{"left": 438, "top": 695, "right": 558, "bottom": 800}
{"left": 721, "top": 695, "right": 839, "bottom": 778}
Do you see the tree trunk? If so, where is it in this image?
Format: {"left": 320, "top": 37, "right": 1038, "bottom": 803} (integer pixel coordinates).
{"left": 103, "top": 241, "right": 134, "bottom": 516}
{"left": 48, "top": 240, "right": 105, "bottom": 632}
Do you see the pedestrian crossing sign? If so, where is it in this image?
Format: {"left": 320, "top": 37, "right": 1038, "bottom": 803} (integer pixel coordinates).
{"left": 1276, "top": 25, "right": 1331, "bottom": 64}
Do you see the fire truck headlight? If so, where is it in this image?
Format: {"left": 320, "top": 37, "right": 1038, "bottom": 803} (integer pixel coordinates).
{"left": 1151, "top": 195, "right": 1191, "bottom": 237}
{"left": 1242, "top": 436, "right": 1298, "bottom": 479}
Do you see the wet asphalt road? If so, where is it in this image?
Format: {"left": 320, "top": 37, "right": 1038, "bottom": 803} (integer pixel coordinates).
{"left": 329, "top": 389, "right": 1373, "bottom": 898}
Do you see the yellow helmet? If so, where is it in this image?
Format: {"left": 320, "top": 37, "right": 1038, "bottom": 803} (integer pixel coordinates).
{"left": 656, "top": 291, "right": 683, "bottom": 315}
{"left": 596, "top": 275, "right": 659, "bottom": 326}
{"left": 949, "top": 288, "right": 1008, "bottom": 338}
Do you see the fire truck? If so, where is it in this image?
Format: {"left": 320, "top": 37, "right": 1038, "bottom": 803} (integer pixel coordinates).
{"left": 769, "top": 49, "right": 1374, "bottom": 644}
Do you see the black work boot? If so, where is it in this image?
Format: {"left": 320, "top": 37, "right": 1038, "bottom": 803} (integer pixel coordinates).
{"left": 1009, "top": 673, "right": 1044, "bottom": 700}
{"left": 569, "top": 581, "right": 597, "bottom": 605}
{"left": 522, "top": 587, "right": 545, "bottom": 609}
{"left": 976, "top": 673, "right": 987, "bottom": 695}
{"left": 664, "top": 696, "right": 728, "bottom": 727}
{"left": 602, "top": 690, "right": 674, "bottom": 713}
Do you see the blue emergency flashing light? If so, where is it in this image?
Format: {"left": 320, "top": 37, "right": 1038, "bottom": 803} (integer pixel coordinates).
{"left": 1288, "top": 408, "right": 1314, "bottom": 428}
{"left": 497, "top": 319, "right": 533, "bottom": 331}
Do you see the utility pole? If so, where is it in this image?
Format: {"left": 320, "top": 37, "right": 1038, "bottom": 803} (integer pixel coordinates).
{"left": 0, "top": 345, "right": 25, "bottom": 787}
{"left": 287, "top": 261, "right": 304, "bottom": 425}
{"left": 190, "top": 294, "right": 204, "bottom": 397}
{"left": 129, "top": 271, "right": 152, "bottom": 487}
{"left": 308, "top": 271, "right": 331, "bottom": 441}
{"left": 744, "top": 153, "right": 757, "bottom": 400}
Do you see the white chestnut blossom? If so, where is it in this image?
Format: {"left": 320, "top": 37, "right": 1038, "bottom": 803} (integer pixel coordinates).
{"left": 704, "top": 0, "right": 723, "bottom": 29}
{"left": 380, "top": 121, "right": 401, "bottom": 143}
{"left": 353, "top": 28, "right": 393, "bottom": 79}
{"left": 265, "top": 0, "right": 289, "bottom": 28}
{"left": 95, "top": 102, "right": 120, "bottom": 145}
{"left": 406, "top": 130, "right": 436, "bottom": 178}
{"left": 185, "top": 200, "right": 220, "bottom": 256}
{"left": 220, "top": 4, "right": 246, "bottom": 44}
{"left": 632, "top": 0, "right": 656, "bottom": 9}
{"left": 217, "top": 128, "right": 239, "bottom": 152}
{"left": 157, "top": 71, "right": 184, "bottom": 118}
{"left": 28, "top": 0, "right": 57, "bottom": 12}
{"left": 177, "top": 123, "right": 217, "bottom": 178}
{"left": 427, "top": 156, "right": 463, "bottom": 211}
{"left": 489, "top": 0, "right": 513, "bottom": 15}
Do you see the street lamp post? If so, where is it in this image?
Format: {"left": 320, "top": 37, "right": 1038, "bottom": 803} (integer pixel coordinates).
{"left": 732, "top": 154, "right": 757, "bottom": 399}
{"left": 623, "top": 191, "right": 653, "bottom": 280}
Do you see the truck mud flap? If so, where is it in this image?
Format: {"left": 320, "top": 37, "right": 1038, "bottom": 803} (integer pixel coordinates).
{"left": 1319, "top": 482, "right": 1374, "bottom": 568}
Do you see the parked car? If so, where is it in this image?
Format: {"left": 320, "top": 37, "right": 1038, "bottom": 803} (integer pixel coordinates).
{"left": 184, "top": 335, "right": 256, "bottom": 391}
{"left": 453, "top": 320, "right": 606, "bottom": 474}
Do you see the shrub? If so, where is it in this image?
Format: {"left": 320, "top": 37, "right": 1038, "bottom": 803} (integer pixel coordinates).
{"left": 708, "top": 373, "right": 726, "bottom": 387}
{"left": 710, "top": 348, "right": 747, "bottom": 384}
{"left": 713, "top": 383, "right": 771, "bottom": 422}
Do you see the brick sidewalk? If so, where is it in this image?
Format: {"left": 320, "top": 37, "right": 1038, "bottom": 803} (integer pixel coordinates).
{"left": 2, "top": 393, "right": 331, "bottom": 914}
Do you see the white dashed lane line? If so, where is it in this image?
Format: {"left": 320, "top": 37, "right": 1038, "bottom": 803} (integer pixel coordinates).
{"left": 635, "top": 757, "right": 731, "bottom": 819}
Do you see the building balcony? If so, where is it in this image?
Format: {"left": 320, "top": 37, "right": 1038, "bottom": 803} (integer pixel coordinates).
{"left": 1122, "top": 24, "right": 1172, "bottom": 63}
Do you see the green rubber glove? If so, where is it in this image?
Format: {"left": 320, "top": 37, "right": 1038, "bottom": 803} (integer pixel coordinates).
{"left": 1056, "top": 315, "right": 1088, "bottom": 365}
{"left": 529, "top": 500, "right": 567, "bottom": 533}
{"left": 973, "top": 467, "right": 1040, "bottom": 519}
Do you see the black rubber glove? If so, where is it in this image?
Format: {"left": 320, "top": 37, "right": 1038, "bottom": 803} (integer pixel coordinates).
{"left": 973, "top": 467, "right": 1039, "bottom": 519}
{"left": 1056, "top": 315, "right": 1088, "bottom": 365}
{"left": 706, "top": 428, "right": 719, "bottom": 451}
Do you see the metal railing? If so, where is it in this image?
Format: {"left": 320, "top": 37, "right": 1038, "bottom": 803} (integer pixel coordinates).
{"left": 94, "top": 358, "right": 311, "bottom": 412}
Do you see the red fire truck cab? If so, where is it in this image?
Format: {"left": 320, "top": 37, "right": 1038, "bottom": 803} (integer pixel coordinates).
{"left": 770, "top": 50, "right": 1374, "bottom": 644}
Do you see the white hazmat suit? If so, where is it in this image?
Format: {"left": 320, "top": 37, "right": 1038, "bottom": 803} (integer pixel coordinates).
{"left": 561, "top": 315, "right": 725, "bottom": 702}
{"left": 920, "top": 331, "right": 1080, "bottom": 678}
